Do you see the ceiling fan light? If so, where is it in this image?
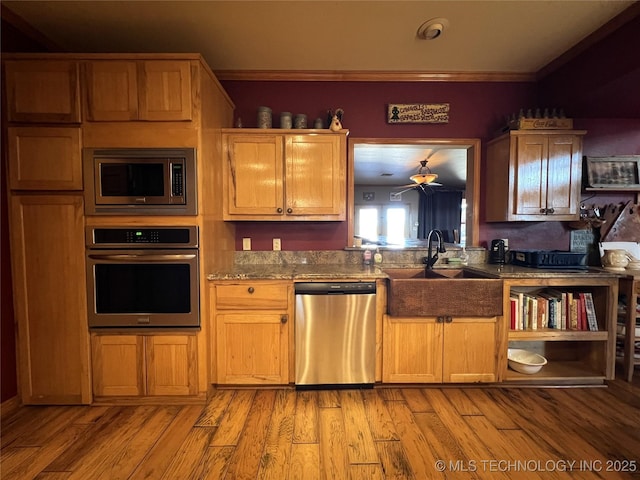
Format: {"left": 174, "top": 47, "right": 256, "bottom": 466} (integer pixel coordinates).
{"left": 410, "top": 173, "right": 438, "bottom": 184}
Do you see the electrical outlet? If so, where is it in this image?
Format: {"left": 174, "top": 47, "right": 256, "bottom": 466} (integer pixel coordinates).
{"left": 273, "top": 238, "right": 281, "bottom": 251}
{"left": 242, "top": 238, "right": 251, "bottom": 251}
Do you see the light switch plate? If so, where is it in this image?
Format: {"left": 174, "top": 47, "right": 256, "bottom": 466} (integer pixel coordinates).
{"left": 242, "top": 238, "right": 251, "bottom": 251}
{"left": 273, "top": 238, "right": 281, "bottom": 251}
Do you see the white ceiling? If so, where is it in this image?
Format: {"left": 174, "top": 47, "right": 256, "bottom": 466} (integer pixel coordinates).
{"left": 3, "top": 0, "right": 634, "bottom": 189}
{"left": 2, "top": 0, "right": 634, "bottom": 74}
{"left": 354, "top": 143, "right": 468, "bottom": 188}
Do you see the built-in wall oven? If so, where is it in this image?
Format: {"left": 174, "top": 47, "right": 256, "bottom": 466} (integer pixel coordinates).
{"left": 86, "top": 226, "right": 199, "bottom": 328}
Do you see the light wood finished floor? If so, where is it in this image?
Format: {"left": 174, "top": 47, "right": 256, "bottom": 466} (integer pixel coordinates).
{"left": 2, "top": 380, "right": 640, "bottom": 480}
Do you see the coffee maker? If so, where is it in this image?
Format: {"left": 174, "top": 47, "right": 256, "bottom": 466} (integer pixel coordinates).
{"left": 489, "top": 239, "right": 507, "bottom": 264}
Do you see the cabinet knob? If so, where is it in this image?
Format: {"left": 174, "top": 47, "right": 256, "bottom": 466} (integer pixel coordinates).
{"left": 540, "top": 208, "right": 546, "bottom": 214}
{"left": 547, "top": 207, "right": 555, "bottom": 214}
{"left": 277, "top": 208, "right": 283, "bottom": 213}
{"left": 445, "top": 316, "right": 453, "bottom": 323}
{"left": 437, "top": 316, "right": 445, "bottom": 323}
{"left": 281, "top": 315, "right": 288, "bottom": 324}
{"left": 287, "top": 208, "right": 293, "bottom": 214}
{"left": 248, "top": 287, "right": 255, "bottom": 294}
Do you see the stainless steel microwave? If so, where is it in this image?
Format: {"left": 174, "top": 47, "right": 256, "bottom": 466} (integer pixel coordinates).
{"left": 83, "top": 147, "right": 197, "bottom": 215}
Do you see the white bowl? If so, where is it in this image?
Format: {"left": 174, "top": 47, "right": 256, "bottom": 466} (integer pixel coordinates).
{"left": 508, "top": 348, "right": 547, "bottom": 374}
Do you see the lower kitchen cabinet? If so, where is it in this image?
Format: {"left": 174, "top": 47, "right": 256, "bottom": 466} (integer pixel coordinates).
{"left": 91, "top": 333, "right": 198, "bottom": 397}
{"left": 382, "top": 315, "right": 498, "bottom": 383}
{"left": 212, "top": 281, "right": 292, "bottom": 385}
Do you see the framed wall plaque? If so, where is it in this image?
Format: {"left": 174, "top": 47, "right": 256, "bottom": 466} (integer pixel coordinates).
{"left": 586, "top": 156, "right": 640, "bottom": 189}
{"left": 387, "top": 103, "right": 449, "bottom": 124}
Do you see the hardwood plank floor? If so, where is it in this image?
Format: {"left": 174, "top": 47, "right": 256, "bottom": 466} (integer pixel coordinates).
{"left": 2, "top": 380, "right": 640, "bottom": 480}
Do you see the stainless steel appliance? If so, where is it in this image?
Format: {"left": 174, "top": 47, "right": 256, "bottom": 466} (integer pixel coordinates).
{"left": 86, "top": 226, "right": 199, "bottom": 328}
{"left": 83, "top": 147, "right": 197, "bottom": 215}
{"left": 295, "top": 282, "right": 376, "bottom": 386}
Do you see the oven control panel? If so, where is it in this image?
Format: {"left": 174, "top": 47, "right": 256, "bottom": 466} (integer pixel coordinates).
{"left": 87, "top": 226, "right": 198, "bottom": 248}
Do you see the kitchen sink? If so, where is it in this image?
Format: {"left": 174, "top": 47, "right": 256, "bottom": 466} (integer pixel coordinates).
{"left": 384, "top": 268, "right": 503, "bottom": 317}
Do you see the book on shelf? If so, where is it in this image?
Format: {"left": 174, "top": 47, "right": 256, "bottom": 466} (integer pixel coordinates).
{"left": 509, "top": 288, "right": 599, "bottom": 332}
{"left": 582, "top": 292, "right": 599, "bottom": 331}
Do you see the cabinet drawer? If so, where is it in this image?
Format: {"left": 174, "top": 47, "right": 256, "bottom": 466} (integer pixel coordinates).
{"left": 215, "top": 283, "right": 289, "bottom": 309}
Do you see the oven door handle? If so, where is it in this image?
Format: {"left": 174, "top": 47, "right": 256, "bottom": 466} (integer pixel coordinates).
{"left": 88, "top": 254, "right": 197, "bottom": 261}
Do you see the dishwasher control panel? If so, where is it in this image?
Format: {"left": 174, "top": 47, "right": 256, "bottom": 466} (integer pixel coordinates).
{"left": 294, "top": 282, "right": 376, "bottom": 295}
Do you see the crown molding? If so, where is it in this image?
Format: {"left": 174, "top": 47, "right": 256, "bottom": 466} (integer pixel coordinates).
{"left": 214, "top": 70, "right": 536, "bottom": 83}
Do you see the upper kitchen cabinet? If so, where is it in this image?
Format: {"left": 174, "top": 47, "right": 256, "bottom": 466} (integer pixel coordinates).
{"left": 486, "top": 130, "right": 587, "bottom": 222}
{"left": 7, "top": 127, "right": 82, "bottom": 191}
{"left": 222, "top": 130, "right": 347, "bottom": 221}
{"left": 4, "top": 60, "right": 81, "bottom": 123}
{"left": 84, "top": 59, "right": 192, "bottom": 121}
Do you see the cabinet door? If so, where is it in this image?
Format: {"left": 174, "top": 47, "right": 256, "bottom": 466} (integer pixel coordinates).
{"left": 217, "top": 313, "right": 289, "bottom": 384}
{"left": 382, "top": 316, "right": 443, "bottom": 383}
{"left": 146, "top": 335, "right": 198, "bottom": 396}
{"left": 285, "top": 134, "right": 345, "bottom": 219}
{"left": 10, "top": 195, "right": 91, "bottom": 404}
{"left": 8, "top": 127, "right": 82, "bottom": 190}
{"left": 545, "top": 135, "right": 582, "bottom": 216}
{"left": 92, "top": 335, "right": 145, "bottom": 396}
{"left": 4, "top": 60, "right": 81, "bottom": 123}
{"left": 224, "top": 134, "right": 284, "bottom": 217}
{"left": 514, "top": 135, "right": 548, "bottom": 216}
{"left": 138, "top": 60, "right": 192, "bottom": 121}
{"left": 443, "top": 317, "right": 497, "bottom": 383}
{"left": 84, "top": 61, "right": 138, "bottom": 121}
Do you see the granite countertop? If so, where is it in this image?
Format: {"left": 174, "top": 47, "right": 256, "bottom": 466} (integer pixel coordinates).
{"left": 207, "top": 263, "right": 388, "bottom": 280}
{"left": 207, "top": 262, "right": 624, "bottom": 281}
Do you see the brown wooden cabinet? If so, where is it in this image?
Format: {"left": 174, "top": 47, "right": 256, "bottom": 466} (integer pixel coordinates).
{"left": 91, "top": 333, "right": 198, "bottom": 397}
{"left": 84, "top": 59, "right": 192, "bottom": 121}
{"left": 7, "top": 127, "right": 82, "bottom": 190}
{"left": 222, "top": 130, "right": 347, "bottom": 220}
{"left": 503, "top": 276, "right": 617, "bottom": 384}
{"left": 382, "top": 314, "right": 498, "bottom": 383}
{"left": 486, "top": 130, "right": 586, "bottom": 222}
{"left": 9, "top": 195, "right": 91, "bottom": 404}
{"left": 4, "top": 60, "right": 81, "bottom": 123}
{"left": 212, "top": 281, "right": 292, "bottom": 384}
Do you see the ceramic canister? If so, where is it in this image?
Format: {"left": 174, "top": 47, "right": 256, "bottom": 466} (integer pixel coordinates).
{"left": 257, "top": 106, "right": 272, "bottom": 128}
{"left": 280, "top": 112, "right": 292, "bottom": 129}
{"left": 294, "top": 114, "right": 307, "bottom": 129}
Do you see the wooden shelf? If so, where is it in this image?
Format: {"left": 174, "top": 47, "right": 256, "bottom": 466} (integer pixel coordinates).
{"left": 509, "top": 329, "right": 608, "bottom": 341}
{"left": 505, "top": 361, "right": 606, "bottom": 385}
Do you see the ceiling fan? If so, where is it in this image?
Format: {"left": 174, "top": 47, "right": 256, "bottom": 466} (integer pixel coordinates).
{"left": 395, "top": 159, "right": 442, "bottom": 194}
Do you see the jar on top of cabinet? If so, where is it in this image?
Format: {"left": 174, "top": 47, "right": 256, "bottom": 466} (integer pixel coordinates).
{"left": 257, "top": 106, "right": 272, "bottom": 128}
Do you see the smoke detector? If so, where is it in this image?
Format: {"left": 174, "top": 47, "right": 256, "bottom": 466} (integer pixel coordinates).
{"left": 417, "top": 17, "right": 449, "bottom": 40}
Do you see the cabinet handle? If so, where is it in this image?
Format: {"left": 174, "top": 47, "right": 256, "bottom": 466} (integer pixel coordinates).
{"left": 437, "top": 316, "right": 444, "bottom": 323}
{"left": 540, "top": 208, "right": 546, "bottom": 214}
{"left": 547, "top": 207, "right": 555, "bottom": 214}
{"left": 281, "top": 315, "right": 288, "bottom": 324}
{"left": 277, "top": 208, "right": 283, "bottom": 213}
{"left": 287, "top": 208, "right": 293, "bottom": 214}
{"left": 445, "top": 316, "right": 453, "bottom": 323}
{"left": 248, "top": 287, "right": 255, "bottom": 294}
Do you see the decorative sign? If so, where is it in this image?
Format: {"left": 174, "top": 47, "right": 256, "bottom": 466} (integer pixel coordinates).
{"left": 387, "top": 103, "right": 449, "bottom": 124}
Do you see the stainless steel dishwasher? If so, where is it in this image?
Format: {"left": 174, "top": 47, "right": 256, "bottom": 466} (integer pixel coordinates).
{"left": 295, "top": 282, "right": 376, "bottom": 387}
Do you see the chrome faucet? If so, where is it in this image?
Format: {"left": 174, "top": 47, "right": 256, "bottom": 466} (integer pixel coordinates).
{"left": 424, "top": 229, "right": 446, "bottom": 269}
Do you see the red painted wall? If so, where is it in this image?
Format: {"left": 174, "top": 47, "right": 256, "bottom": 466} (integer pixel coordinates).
{"left": 222, "top": 80, "right": 537, "bottom": 250}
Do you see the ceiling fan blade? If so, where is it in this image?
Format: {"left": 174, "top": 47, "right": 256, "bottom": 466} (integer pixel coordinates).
{"left": 394, "top": 186, "right": 417, "bottom": 195}
{"left": 395, "top": 183, "right": 417, "bottom": 189}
